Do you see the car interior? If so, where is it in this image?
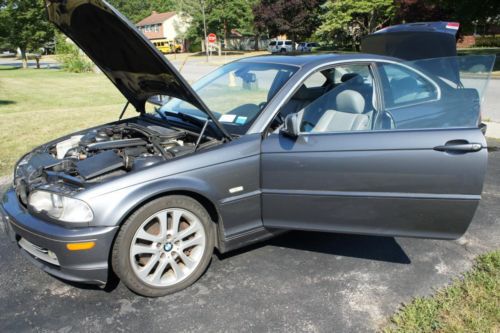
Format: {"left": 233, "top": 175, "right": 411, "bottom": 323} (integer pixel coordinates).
{"left": 271, "top": 65, "right": 395, "bottom": 133}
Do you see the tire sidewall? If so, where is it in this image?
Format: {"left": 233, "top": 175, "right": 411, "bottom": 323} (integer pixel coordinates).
{"left": 112, "top": 195, "right": 215, "bottom": 297}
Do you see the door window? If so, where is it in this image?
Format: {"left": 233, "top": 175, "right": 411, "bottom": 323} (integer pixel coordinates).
{"left": 297, "top": 64, "right": 376, "bottom": 133}
{"left": 379, "top": 63, "right": 438, "bottom": 108}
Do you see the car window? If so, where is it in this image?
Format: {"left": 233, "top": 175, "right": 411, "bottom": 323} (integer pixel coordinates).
{"left": 296, "top": 64, "right": 375, "bottom": 134}
{"left": 303, "top": 72, "right": 327, "bottom": 88}
{"left": 159, "top": 62, "right": 298, "bottom": 135}
{"left": 269, "top": 41, "right": 276, "bottom": 46}
{"left": 285, "top": 41, "right": 292, "bottom": 45}
{"left": 379, "top": 63, "right": 438, "bottom": 108}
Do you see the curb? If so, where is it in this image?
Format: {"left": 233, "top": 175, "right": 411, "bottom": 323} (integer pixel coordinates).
{"left": 485, "top": 122, "right": 500, "bottom": 140}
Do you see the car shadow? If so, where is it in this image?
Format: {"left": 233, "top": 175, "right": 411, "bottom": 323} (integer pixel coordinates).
{"left": 217, "top": 231, "right": 411, "bottom": 265}
{"left": 52, "top": 232, "right": 410, "bottom": 294}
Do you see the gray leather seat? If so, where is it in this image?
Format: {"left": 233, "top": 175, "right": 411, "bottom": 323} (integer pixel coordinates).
{"left": 312, "top": 90, "right": 370, "bottom": 132}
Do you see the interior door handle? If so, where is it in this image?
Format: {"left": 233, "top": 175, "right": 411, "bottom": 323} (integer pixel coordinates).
{"left": 434, "top": 143, "right": 483, "bottom": 152}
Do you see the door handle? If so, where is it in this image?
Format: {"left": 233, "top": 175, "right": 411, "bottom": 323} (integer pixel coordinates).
{"left": 434, "top": 143, "right": 483, "bottom": 153}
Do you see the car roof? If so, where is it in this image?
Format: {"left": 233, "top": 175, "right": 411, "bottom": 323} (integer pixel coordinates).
{"left": 237, "top": 53, "right": 398, "bottom": 67}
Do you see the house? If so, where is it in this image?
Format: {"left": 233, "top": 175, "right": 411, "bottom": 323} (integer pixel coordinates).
{"left": 225, "top": 29, "right": 270, "bottom": 51}
{"left": 136, "top": 11, "right": 190, "bottom": 51}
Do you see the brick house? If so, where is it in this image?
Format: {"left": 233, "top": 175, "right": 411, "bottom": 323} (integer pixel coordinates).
{"left": 136, "top": 11, "right": 189, "bottom": 48}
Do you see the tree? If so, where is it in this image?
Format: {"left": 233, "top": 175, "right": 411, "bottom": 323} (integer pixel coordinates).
{"left": 207, "top": 0, "right": 255, "bottom": 47}
{"left": 253, "top": 0, "right": 321, "bottom": 50}
{"left": 316, "top": 0, "right": 395, "bottom": 49}
{"left": 0, "top": 0, "right": 54, "bottom": 68}
{"left": 395, "top": 0, "right": 500, "bottom": 34}
{"left": 177, "top": 0, "right": 255, "bottom": 53}
{"left": 107, "top": 0, "right": 176, "bottom": 23}
{"left": 395, "top": 0, "right": 451, "bottom": 24}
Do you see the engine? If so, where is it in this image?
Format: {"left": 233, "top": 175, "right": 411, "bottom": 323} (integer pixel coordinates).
{"left": 49, "top": 122, "right": 201, "bottom": 181}
{"left": 14, "top": 120, "right": 212, "bottom": 194}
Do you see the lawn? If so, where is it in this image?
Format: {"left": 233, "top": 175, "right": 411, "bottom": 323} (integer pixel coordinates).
{"left": 0, "top": 66, "right": 127, "bottom": 177}
{"left": 383, "top": 250, "right": 500, "bottom": 333}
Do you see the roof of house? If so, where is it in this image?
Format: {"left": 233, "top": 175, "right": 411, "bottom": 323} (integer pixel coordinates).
{"left": 137, "top": 11, "right": 176, "bottom": 26}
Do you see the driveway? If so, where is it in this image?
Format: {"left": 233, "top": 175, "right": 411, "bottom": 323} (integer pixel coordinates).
{"left": 0, "top": 139, "right": 498, "bottom": 332}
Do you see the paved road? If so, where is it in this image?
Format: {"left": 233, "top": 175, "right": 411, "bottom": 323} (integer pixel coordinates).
{"left": 483, "top": 79, "right": 500, "bottom": 122}
{"left": 0, "top": 140, "right": 499, "bottom": 332}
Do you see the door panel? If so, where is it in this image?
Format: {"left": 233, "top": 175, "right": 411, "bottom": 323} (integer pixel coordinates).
{"left": 260, "top": 128, "right": 487, "bottom": 239}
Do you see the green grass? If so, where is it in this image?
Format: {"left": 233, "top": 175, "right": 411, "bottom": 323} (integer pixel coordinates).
{"left": 0, "top": 66, "right": 127, "bottom": 176}
{"left": 383, "top": 250, "right": 500, "bottom": 333}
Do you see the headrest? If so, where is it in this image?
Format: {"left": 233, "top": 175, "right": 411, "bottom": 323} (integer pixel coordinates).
{"left": 341, "top": 73, "right": 363, "bottom": 84}
{"left": 293, "top": 85, "right": 310, "bottom": 100}
{"left": 336, "top": 90, "right": 365, "bottom": 114}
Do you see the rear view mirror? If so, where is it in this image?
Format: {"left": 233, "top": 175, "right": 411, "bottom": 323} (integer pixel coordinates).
{"left": 280, "top": 113, "right": 300, "bottom": 138}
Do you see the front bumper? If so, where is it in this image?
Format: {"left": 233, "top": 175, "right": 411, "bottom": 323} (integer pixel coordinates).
{"left": 1, "top": 188, "right": 118, "bottom": 285}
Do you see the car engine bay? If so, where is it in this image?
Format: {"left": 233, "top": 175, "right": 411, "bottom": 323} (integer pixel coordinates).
{"left": 14, "top": 119, "right": 220, "bottom": 202}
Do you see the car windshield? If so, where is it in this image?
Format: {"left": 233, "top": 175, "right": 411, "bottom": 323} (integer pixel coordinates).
{"left": 158, "top": 62, "right": 298, "bottom": 135}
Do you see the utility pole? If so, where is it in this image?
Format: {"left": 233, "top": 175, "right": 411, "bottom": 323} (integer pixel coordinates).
{"left": 201, "top": 0, "right": 209, "bottom": 62}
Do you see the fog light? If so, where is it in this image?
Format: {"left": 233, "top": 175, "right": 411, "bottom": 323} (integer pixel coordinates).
{"left": 66, "top": 242, "right": 95, "bottom": 251}
{"left": 48, "top": 250, "right": 57, "bottom": 260}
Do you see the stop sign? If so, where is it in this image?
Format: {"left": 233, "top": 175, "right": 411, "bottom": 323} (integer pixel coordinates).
{"left": 208, "top": 33, "right": 217, "bottom": 44}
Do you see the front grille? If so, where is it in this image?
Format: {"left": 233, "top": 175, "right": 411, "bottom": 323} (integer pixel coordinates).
{"left": 18, "top": 238, "right": 60, "bottom": 266}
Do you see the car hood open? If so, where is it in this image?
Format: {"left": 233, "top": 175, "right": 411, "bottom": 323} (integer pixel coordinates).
{"left": 45, "top": 0, "right": 231, "bottom": 140}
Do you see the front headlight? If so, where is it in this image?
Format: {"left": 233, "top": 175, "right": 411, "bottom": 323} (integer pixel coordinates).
{"left": 28, "top": 190, "right": 93, "bottom": 223}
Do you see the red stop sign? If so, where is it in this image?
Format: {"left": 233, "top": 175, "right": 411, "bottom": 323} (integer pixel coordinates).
{"left": 208, "top": 33, "right": 217, "bottom": 44}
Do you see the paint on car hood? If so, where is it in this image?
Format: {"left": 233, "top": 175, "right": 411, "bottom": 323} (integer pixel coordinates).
{"left": 45, "top": 0, "right": 231, "bottom": 140}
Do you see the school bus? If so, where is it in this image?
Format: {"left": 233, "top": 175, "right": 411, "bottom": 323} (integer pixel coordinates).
{"left": 152, "top": 39, "right": 182, "bottom": 54}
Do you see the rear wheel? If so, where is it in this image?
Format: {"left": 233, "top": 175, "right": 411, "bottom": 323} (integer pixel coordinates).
{"left": 112, "top": 196, "right": 215, "bottom": 297}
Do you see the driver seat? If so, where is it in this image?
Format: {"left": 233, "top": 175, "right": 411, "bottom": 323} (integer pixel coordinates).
{"left": 312, "top": 90, "right": 370, "bottom": 132}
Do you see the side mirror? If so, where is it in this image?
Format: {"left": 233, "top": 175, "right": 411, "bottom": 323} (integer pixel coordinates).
{"left": 280, "top": 113, "right": 300, "bottom": 138}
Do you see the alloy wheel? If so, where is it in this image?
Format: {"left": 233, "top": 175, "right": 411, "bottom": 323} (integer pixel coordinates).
{"left": 129, "top": 208, "right": 206, "bottom": 287}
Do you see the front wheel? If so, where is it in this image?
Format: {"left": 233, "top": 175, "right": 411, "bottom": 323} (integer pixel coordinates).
{"left": 112, "top": 196, "right": 215, "bottom": 297}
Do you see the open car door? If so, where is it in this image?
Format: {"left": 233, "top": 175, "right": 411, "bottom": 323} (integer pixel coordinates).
{"left": 261, "top": 55, "right": 494, "bottom": 239}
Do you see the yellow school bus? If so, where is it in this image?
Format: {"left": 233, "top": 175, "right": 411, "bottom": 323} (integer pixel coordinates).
{"left": 152, "top": 40, "right": 182, "bottom": 54}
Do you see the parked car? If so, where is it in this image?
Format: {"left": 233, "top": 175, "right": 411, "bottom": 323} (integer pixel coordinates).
{"left": 268, "top": 40, "right": 293, "bottom": 53}
{"left": 298, "top": 42, "right": 318, "bottom": 52}
{"left": 0, "top": 1, "right": 495, "bottom": 297}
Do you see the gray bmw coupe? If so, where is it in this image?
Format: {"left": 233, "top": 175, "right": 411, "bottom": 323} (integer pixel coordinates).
{"left": 0, "top": 1, "right": 495, "bottom": 296}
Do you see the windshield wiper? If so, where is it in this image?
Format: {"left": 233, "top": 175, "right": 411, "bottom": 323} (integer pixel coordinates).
{"left": 163, "top": 111, "right": 206, "bottom": 128}
{"left": 154, "top": 107, "right": 170, "bottom": 123}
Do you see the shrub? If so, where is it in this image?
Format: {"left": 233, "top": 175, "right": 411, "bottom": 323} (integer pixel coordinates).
{"left": 475, "top": 36, "right": 500, "bottom": 48}
{"left": 55, "top": 33, "right": 94, "bottom": 73}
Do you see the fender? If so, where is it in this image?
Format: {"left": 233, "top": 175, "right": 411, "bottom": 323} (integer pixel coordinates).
{"left": 87, "top": 176, "right": 221, "bottom": 228}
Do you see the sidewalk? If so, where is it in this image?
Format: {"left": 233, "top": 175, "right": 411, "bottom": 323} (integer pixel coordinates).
{"left": 485, "top": 121, "right": 500, "bottom": 139}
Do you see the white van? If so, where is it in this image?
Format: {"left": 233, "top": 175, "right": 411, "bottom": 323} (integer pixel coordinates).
{"left": 268, "top": 40, "right": 293, "bottom": 53}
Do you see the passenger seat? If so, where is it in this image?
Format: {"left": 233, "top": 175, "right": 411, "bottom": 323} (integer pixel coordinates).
{"left": 312, "top": 90, "right": 370, "bottom": 132}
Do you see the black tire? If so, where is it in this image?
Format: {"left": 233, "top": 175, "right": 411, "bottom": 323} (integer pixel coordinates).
{"left": 111, "top": 196, "right": 215, "bottom": 297}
